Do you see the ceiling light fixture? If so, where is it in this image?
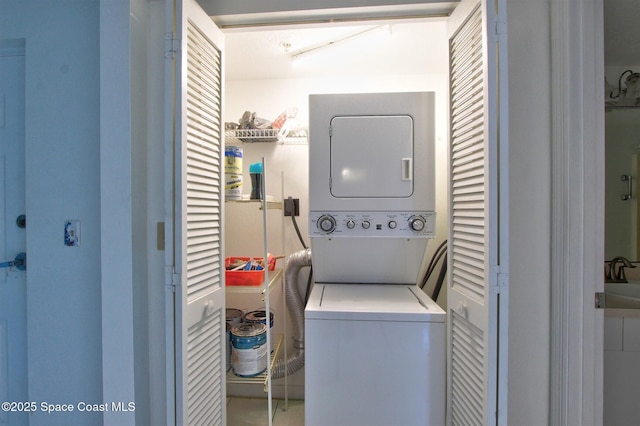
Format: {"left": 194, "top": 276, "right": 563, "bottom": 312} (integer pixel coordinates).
{"left": 290, "top": 25, "right": 391, "bottom": 64}
{"left": 279, "top": 42, "right": 292, "bottom": 53}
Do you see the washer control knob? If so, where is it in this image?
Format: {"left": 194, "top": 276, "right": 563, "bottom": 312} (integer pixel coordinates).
{"left": 388, "top": 220, "right": 397, "bottom": 229}
{"left": 346, "top": 220, "right": 356, "bottom": 229}
{"left": 317, "top": 215, "right": 337, "bottom": 233}
{"left": 409, "top": 216, "right": 426, "bottom": 232}
{"left": 361, "top": 220, "right": 371, "bottom": 230}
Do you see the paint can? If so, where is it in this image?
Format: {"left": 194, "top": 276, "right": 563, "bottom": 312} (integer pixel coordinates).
{"left": 225, "top": 308, "right": 243, "bottom": 326}
{"left": 244, "top": 310, "right": 275, "bottom": 351}
{"left": 243, "top": 310, "right": 274, "bottom": 328}
{"left": 230, "top": 323, "right": 268, "bottom": 377}
{"left": 224, "top": 146, "right": 243, "bottom": 174}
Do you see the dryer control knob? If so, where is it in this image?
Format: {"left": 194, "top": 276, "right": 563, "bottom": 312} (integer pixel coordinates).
{"left": 388, "top": 220, "right": 397, "bottom": 229}
{"left": 346, "top": 220, "right": 356, "bottom": 229}
{"left": 361, "top": 220, "right": 371, "bottom": 230}
{"left": 317, "top": 215, "right": 337, "bottom": 233}
{"left": 409, "top": 216, "right": 426, "bottom": 232}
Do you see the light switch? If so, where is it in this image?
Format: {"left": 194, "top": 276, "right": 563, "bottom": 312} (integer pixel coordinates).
{"left": 64, "top": 220, "right": 81, "bottom": 247}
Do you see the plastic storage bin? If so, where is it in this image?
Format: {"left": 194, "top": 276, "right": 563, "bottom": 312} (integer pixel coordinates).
{"left": 225, "top": 255, "right": 276, "bottom": 286}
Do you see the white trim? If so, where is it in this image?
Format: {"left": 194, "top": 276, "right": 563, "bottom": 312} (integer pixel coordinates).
{"left": 492, "top": 0, "right": 509, "bottom": 418}
{"left": 99, "top": 1, "right": 136, "bottom": 424}
{"left": 164, "top": 0, "right": 177, "bottom": 423}
{"left": 549, "top": 0, "right": 604, "bottom": 424}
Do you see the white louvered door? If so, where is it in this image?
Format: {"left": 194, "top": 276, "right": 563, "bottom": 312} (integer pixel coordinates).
{"left": 165, "top": 0, "right": 226, "bottom": 424}
{"left": 447, "top": 0, "right": 509, "bottom": 424}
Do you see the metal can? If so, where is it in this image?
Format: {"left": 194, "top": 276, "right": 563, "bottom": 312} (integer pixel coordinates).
{"left": 224, "top": 145, "right": 243, "bottom": 174}
{"left": 230, "top": 323, "right": 267, "bottom": 377}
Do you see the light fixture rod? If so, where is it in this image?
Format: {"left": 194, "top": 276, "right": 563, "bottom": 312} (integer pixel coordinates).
{"left": 290, "top": 25, "right": 388, "bottom": 61}
{"left": 218, "top": 13, "right": 449, "bottom": 30}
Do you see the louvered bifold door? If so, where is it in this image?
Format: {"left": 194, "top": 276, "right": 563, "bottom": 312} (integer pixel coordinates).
{"left": 166, "top": 0, "right": 226, "bottom": 424}
{"left": 447, "top": 1, "right": 508, "bottom": 424}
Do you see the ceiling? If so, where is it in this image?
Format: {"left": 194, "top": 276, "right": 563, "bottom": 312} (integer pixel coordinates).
{"left": 207, "top": 1, "right": 458, "bottom": 27}
{"left": 222, "top": 0, "right": 637, "bottom": 81}
{"left": 223, "top": 19, "right": 449, "bottom": 81}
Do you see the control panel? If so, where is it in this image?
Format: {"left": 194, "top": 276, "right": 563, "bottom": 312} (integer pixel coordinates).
{"left": 309, "top": 211, "right": 436, "bottom": 237}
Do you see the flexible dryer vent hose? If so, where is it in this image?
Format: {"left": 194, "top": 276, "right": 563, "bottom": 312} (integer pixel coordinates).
{"left": 271, "top": 248, "right": 312, "bottom": 379}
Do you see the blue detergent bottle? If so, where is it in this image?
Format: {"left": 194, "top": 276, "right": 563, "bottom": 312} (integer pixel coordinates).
{"left": 249, "top": 162, "right": 263, "bottom": 200}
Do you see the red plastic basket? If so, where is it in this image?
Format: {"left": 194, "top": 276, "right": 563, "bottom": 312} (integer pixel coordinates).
{"left": 225, "top": 255, "right": 275, "bottom": 286}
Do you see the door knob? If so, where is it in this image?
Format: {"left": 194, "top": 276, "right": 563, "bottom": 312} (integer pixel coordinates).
{"left": 0, "top": 252, "right": 26, "bottom": 271}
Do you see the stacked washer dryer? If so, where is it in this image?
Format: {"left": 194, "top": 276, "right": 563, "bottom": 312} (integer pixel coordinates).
{"left": 305, "top": 92, "right": 445, "bottom": 426}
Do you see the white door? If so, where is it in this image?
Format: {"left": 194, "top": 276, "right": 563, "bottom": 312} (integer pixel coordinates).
{"left": 0, "top": 44, "right": 27, "bottom": 426}
{"left": 330, "top": 115, "right": 414, "bottom": 198}
{"left": 165, "top": 0, "right": 226, "bottom": 424}
{"left": 447, "top": 0, "right": 509, "bottom": 424}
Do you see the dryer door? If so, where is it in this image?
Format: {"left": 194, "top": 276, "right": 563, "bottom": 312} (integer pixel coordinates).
{"left": 330, "top": 115, "right": 413, "bottom": 198}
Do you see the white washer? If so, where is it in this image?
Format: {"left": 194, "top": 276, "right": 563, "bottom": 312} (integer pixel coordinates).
{"left": 305, "top": 283, "right": 446, "bottom": 426}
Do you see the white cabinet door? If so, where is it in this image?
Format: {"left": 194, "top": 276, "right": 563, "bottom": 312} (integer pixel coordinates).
{"left": 447, "top": 0, "right": 509, "bottom": 424}
{"left": 165, "top": 0, "right": 226, "bottom": 424}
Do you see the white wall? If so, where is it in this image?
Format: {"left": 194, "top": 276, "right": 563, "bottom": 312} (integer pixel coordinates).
{"left": 143, "top": 2, "right": 169, "bottom": 425}
{"left": 131, "top": 2, "right": 151, "bottom": 422}
{"left": 101, "top": 1, "right": 168, "bottom": 424}
{"left": 0, "top": 1, "right": 165, "bottom": 425}
{"left": 100, "top": 0, "right": 164, "bottom": 424}
{"left": 0, "top": 1, "right": 103, "bottom": 425}
{"left": 100, "top": 1, "right": 136, "bottom": 424}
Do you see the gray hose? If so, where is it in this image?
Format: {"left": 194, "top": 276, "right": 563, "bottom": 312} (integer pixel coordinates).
{"left": 271, "top": 248, "right": 312, "bottom": 379}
